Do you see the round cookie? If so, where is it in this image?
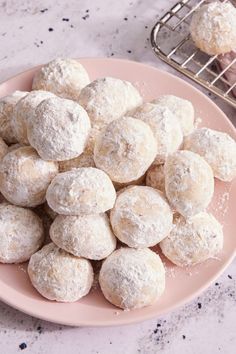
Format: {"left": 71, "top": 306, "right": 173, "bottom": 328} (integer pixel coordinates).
{"left": 152, "top": 95, "right": 195, "bottom": 136}
{"left": 110, "top": 186, "right": 173, "bottom": 248}
{"left": 190, "top": 2, "right": 236, "bottom": 55}
{"left": 11, "top": 90, "right": 55, "bottom": 145}
{"left": 165, "top": 150, "right": 214, "bottom": 218}
{"left": 50, "top": 213, "right": 117, "bottom": 260}
{"left": 94, "top": 117, "right": 157, "bottom": 183}
{"left": 27, "top": 96, "right": 91, "bottom": 161}
{"left": 132, "top": 103, "right": 183, "bottom": 164}
{"left": 46, "top": 167, "right": 116, "bottom": 215}
{"left": 0, "top": 137, "right": 8, "bottom": 161}
{"left": 0, "top": 91, "right": 27, "bottom": 143}
{"left": 0, "top": 204, "right": 44, "bottom": 263}
{"left": 32, "top": 58, "right": 90, "bottom": 100}
{"left": 78, "top": 77, "right": 142, "bottom": 129}
{"left": 28, "top": 242, "right": 93, "bottom": 302}
{"left": 0, "top": 146, "right": 58, "bottom": 207}
{"left": 160, "top": 212, "right": 223, "bottom": 266}
{"left": 99, "top": 247, "right": 165, "bottom": 310}
{"left": 146, "top": 164, "right": 165, "bottom": 193}
{"left": 184, "top": 128, "right": 236, "bottom": 182}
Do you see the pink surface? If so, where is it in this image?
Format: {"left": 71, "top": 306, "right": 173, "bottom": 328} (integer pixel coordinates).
{"left": 0, "top": 58, "right": 235, "bottom": 327}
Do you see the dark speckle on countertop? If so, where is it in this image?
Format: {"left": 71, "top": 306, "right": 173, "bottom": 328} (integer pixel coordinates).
{"left": 62, "top": 18, "right": 69, "bottom": 22}
{"left": 19, "top": 343, "right": 27, "bottom": 350}
{"left": 40, "top": 8, "right": 48, "bottom": 14}
{"left": 48, "top": 27, "right": 54, "bottom": 32}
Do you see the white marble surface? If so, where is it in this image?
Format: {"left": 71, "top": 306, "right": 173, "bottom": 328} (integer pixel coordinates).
{"left": 0, "top": 0, "right": 235, "bottom": 353}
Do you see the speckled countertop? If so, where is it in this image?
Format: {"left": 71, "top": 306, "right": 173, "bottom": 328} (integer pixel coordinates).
{"left": 0, "top": 0, "right": 235, "bottom": 353}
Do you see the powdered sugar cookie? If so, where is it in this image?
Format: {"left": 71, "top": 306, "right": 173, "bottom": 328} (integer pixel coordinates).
{"left": 0, "top": 91, "right": 27, "bottom": 143}
{"left": 146, "top": 164, "right": 165, "bottom": 193}
{"left": 110, "top": 186, "right": 172, "bottom": 248}
{"left": 0, "top": 146, "right": 58, "bottom": 207}
{"left": 190, "top": 2, "right": 236, "bottom": 55}
{"left": 160, "top": 212, "right": 223, "bottom": 266}
{"left": 165, "top": 150, "right": 214, "bottom": 217}
{"left": 184, "top": 128, "right": 236, "bottom": 182}
{"left": 132, "top": 103, "right": 183, "bottom": 164}
{"left": 152, "top": 95, "right": 195, "bottom": 136}
{"left": 0, "top": 204, "right": 44, "bottom": 263}
{"left": 28, "top": 242, "right": 93, "bottom": 302}
{"left": 0, "top": 137, "right": 8, "bottom": 161}
{"left": 46, "top": 167, "right": 116, "bottom": 215}
{"left": 78, "top": 77, "right": 142, "bottom": 129}
{"left": 11, "top": 90, "right": 55, "bottom": 145}
{"left": 50, "top": 213, "right": 116, "bottom": 260}
{"left": 32, "top": 58, "right": 90, "bottom": 100}
{"left": 99, "top": 247, "right": 165, "bottom": 310}
{"left": 27, "top": 96, "right": 91, "bottom": 161}
{"left": 94, "top": 117, "right": 157, "bottom": 183}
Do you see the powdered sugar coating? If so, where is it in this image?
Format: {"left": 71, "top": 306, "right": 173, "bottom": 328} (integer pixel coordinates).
{"left": 28, "top": 242, "right": 93, "bottom": 302}
{"left": 190, "top": 1, "right": 236, "bottom": 55}
{"left": 146, "top": 164, "right": 165, "bottom": 193}
{"left": 99, "top": 247, "right": 165, "bottom": 310}
{"left": 160, "top": 212, "right": 223, "bottom": 266}
{"left": 50, "top": 213, "right": 117, "bottom": 260}
{"left": 0, "top": 146, "right": 58, "bottom": 207}
{"left": 46, "top": 167, "right": 116, "bottom": 215}
{"left": 78, "top": 77, "right": 142, "bottom": 129}
{"left": 58, "top": 126, "right": 99, "bottom": 172}
{"left": 132, "top": 103, "right": 183, "bottom": 164}
{"left": 165, "top": 150, "right": 214, "bottom": 217}
{"left": 0, "top": 204, "right": 44, "bottom": 263}
{"left": 0, "top": 91, "right": 27, "bottom": 143}
{"left": 110, "top": 186, "right": 172, "bottom": 248}
{"left": 32, "top": 58, "right": 90, "bottom": 100}
{"left": 11, "top": 90, "right": 55, "bottom": 145}
{"left": 152, "top": 95, "right": 195, "bottom": 136}
{"left": 94, "top": 116, "right": 157, "bottom": 183}
{"left": 0, "top": 137, "right": 8, "bottom": 161}
{"left": 184, "top": 128, "right": 236, "bottom": 182}
{"left": 27, "top": 97, "right": 91, "bottom": 161}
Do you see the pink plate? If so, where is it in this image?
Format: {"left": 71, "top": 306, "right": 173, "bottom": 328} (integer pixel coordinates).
{"left": 0, "top": 58, "right": 235, "bottom": 327}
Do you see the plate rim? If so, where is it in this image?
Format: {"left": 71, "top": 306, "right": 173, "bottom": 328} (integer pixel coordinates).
{"left": 0, "top": 57, "right": 235, "bottom": 327}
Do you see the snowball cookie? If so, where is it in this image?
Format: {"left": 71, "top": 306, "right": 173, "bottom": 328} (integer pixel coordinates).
{"left": 146, "top": 164, "right": 165, "bottom": 193}
{"left": 160, "top": 212, "right": 223, "bottom": 267}
{"left": 78, "top": 77, "right": 142, "bottom": 129}
{"left": 0, "top": 91, "right": 27, "bottom": 143}
{"left": 110, "top": 186, "right": 172, "bottom": 248}
{"left": 27, "top": 96, "right": 91, "bottom": 161}
{"left": 50, "top": 213, "right": 117, "bottom": 260}
{"left": 32, "top": 58, "right": 90, "bottom": 100}
{"left": 152, "top": 95, "right": 195, "bottom": 136}
{"left": 0, "top": 137, "right": 8, "bottom": 161}
{"left": 99, "top": 247, "right": 165, "bottom": 310}
{"left": 46, "top": 167, "right": 116, "bottom": 215}
{"left": 0, "top": 204, "right": 44, "bottom": 263}
{"left": 11, "top": 90, "right": 55, "bottom": 145}
{"left": 28, "top": 243, "right": 93, "bottom": 302}
{"left": 165, "top": 150, "right": 214, "bottom": 218}
{"left": 184, "top": 128, "right": 236, "bottom": 182}
{"left": 0, "top": 146, "right": 58, "bottom": 207}
{"left": 94, "top": 117, "right": 157, "bottom": 183}
{"left": 132, "top": 103, "right": 183, "bottom": 164}
{"left": 190, "top": 2, "right": 236, "bottom": 56}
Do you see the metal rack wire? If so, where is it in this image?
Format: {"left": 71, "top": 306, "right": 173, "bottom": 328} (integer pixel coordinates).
{"left": 150, "top": 0, "right": 236, "bottom": 108}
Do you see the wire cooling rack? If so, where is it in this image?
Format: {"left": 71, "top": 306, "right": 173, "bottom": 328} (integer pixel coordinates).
{"left": 150, "top": 0, "right": 236, "bottom": 108}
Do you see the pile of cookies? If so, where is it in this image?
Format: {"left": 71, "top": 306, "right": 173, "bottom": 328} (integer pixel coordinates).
{"left": 0, "top": 55, "right": 235, "bottom": 311}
